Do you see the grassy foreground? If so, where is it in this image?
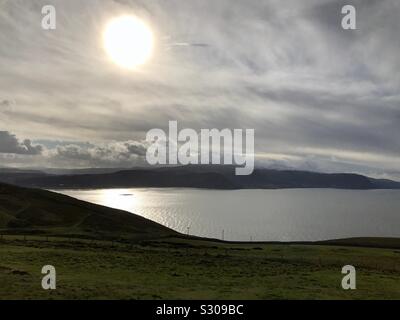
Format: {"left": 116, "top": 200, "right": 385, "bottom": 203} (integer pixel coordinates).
{"left": 1, "top": 236, "right": 400, "bottom": 300}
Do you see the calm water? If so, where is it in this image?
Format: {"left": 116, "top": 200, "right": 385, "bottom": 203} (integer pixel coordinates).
{"left": 56, "top": 188, "right": 400, "bottom": 241}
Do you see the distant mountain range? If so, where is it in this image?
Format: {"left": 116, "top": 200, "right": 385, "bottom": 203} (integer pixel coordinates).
{"left": 1, "top": 165, "right": 399, "bottom": 190}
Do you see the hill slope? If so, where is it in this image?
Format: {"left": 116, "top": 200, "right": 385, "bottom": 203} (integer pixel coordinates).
{"left": 0, "top": 183, "right": 177, "bottom": 240}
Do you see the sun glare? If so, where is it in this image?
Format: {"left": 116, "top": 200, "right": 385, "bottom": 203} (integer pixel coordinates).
{"left": 103, "top": 15, "right": 154, "bottom": 69}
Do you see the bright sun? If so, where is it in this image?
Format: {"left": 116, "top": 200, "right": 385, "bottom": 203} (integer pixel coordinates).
{"left": 103, "top": 15, "right": 154, "bottom": 69}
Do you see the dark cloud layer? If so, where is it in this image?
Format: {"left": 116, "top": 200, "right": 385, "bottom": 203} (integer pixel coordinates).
{"left": 0, "top": 131, "right": 42, "bottom": 155}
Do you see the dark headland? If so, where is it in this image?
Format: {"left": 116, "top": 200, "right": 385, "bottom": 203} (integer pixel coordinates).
{"left": 1, "top": 165, "right": 399, "bottom": 190}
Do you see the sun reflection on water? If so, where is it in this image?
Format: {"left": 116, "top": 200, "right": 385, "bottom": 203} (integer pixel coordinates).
{"left": 98, "top": 189, "right": 139, "bottom": 212}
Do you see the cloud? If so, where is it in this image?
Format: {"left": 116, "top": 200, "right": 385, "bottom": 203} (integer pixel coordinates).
{"left": 0, "top": 99, "right": 14, "bottom": 113}
{"left": 124, "top": 141, "right": 147, "bottom": 157}
{"left": 0, "top": 131, "right": 42, "bottom": 155}
{"left": 168, "top": 42, "right": 210, "bottom": 49}
{"left": 0, "top": 0, "right": 399, "bottom": 177}
{"left": 50, "top": 140, "right": 149, "bottom": 167}
{"left": 0, "top": 100, "right": 11, "bottom": 107}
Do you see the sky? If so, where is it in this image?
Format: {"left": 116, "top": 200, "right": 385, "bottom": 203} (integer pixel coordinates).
{"left": 0, "top": 0, "right": 399, "bottom": 179}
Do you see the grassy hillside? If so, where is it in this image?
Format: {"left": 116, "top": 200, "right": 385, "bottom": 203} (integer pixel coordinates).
{"left": 0, "top": 183, "right": 177, "bottom": 240}
{"left": 1, "top": 236, "right": 400, "bottom": 299}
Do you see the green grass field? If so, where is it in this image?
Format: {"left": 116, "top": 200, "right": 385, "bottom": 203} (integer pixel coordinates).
{"left": 1, "top": 235, "right": 400, "bottom": 300}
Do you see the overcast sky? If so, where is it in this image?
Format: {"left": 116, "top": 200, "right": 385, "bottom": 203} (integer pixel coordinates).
{"left": 0, "top": 0, "right": 399, "bottom": 179}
